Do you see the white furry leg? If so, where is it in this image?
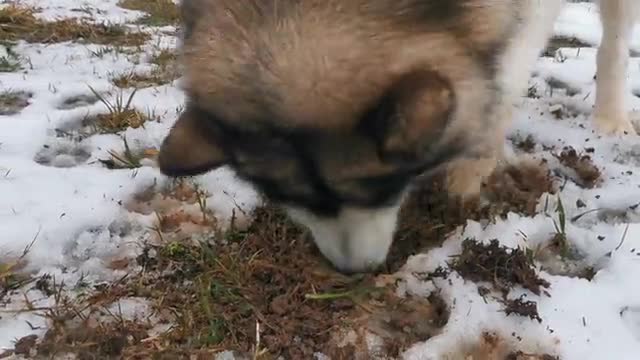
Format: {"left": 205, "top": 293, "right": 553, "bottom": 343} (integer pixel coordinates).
{"left": 594, "top": 0, "right": 639, "bottom": 135}
{"left": 446, "top": 0, "right": 565, "bottom": 198}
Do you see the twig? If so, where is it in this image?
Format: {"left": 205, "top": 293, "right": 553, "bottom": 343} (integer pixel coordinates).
{"left": 614, "top": 223, "right": 630, "bottom": 252}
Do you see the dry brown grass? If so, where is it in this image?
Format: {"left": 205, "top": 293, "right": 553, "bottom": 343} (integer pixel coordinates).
{"left": 0, "top": 90, "right": 32, "bottom": 115}
{"left": 85, "top": 87, "right": 152, "bottom": 133}
{"left": 118, "top": 0, "right": 180, "bottom": 26}
{"left": 150, "top": 48, "right": 177, "bottom": 67}
{"left": 92, "top": 108, "right": 148, "bottom": 131}
{"left": 0, "top": 5, "right": 149, "bottom": 46}
{"left": 112, "top": 72, "right": 166, "bottom": 89}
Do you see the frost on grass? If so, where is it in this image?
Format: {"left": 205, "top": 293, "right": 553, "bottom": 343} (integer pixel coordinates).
{"left": 0, "top": 90, "right": 31, "bottom": 115}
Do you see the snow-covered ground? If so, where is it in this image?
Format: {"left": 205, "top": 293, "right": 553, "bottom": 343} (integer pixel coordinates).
{"left": 1, "top": 1, "right": 640, "bottom": 359}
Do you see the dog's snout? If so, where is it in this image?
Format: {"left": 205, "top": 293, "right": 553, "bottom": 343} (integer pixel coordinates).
{"left": 285, "top": 204, "right": 402, "bottom": 274}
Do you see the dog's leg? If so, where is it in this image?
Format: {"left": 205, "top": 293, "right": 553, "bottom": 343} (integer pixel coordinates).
{"left": 594, "top": 0, "right": 639, "bottom": 135}
{"left": 447, "top": 0, "right": 565, "bottom": 197}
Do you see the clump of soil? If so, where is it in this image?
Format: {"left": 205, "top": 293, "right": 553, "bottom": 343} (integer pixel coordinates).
{"left": 483, "top": 160, "right": 558, "bottom": 216}
{"left": 389, "top": 175, "right": 470, "bottom": 273}
{"left": 502, "top": 295, "right": 542, "bottom": 323}
{"left": 37, "top": 320, "right": 149, "bottom": 359}
{"left": 368, "top": 292, "right": 450, "bottom": 357}
{"left": 507, "top": 352, "right": 560, "bottom": 360}
{"left": 444, "top": 332, "right": 559, "bottom": 360}
{"left": 13, "top": 334, "right": 38, "bottom": 356}
{"left": 450, "top": 239, "right": 551, "bottom": 296}
{"left": 554, "top": 146, "right": 601, "bottom": 188}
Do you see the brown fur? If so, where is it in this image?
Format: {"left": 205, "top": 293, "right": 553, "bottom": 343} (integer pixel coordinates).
{"left": 179, "top": 0, "right": 517, "bottom": 131}
{"left": 159, "top": 0, "right": 526, "bottom": 217}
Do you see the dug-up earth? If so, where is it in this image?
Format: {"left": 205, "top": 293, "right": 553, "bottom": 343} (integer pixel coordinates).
{"left": 1, "top": 1, "right": 640, "bottom": 360}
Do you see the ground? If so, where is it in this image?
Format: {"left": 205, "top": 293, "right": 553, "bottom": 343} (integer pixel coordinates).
{"left": 1, "top": 1, "right": 640, "bottom": 359}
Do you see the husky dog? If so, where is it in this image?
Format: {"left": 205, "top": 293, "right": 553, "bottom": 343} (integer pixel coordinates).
{"left": 158, "top": 0, "right": 639, "bottom": 273}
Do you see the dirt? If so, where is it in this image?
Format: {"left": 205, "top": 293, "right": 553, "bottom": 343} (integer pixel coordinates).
{"left": 390, "top": 158, "right": 556, "bottom": 273}
{"left": 37, "top": 320, "right": 149, "bottom": 359}
{"left": 70, "top": 205, "right": 449, "bottom": 359}
{"left": 483, "top": 160, "right": 558, "bottom": 216}
{"left": 507, "top": 352, "right": 560, "bottom": 360}
{"left": 444, "top": 332, "right": 559, "bottom": 360}
{"left": 554, "top": 146, "right": 602, "bottom": 188}
{"left": 389, "top": 175, "right": 469, "bottom": 273}
{"left": 13, "top": 334, "right": 38, "bottom": 356}
{"left": 502, "top": 295, "right": 543, "bottom": 323}
{"left": 450, "top": 239, "right": 551, "bottom": 297}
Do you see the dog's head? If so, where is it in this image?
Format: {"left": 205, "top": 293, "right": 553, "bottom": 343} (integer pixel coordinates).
{"left": 159, "top": 0, "right": 516, "bottom": 273}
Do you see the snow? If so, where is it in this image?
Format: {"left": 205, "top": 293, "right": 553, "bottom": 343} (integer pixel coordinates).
{"left": 1, "top": 1, "right": 640, "bottom": 359}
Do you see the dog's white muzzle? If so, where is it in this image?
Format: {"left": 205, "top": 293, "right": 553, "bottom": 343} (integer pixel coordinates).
{"left": 285, "top": 204, "right": 401, "bottom": 273}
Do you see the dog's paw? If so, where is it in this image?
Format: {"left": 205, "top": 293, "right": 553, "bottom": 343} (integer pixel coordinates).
{"left": 593, "top": 112, "right": 637, "bottom": 136}
{"left": 446, "top": 157, "right": 497, "bottom": 198}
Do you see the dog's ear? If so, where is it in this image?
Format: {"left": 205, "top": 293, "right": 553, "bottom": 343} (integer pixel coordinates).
{"left": 158, "top": 106, "right": 228, "bottom": 177}
{"left": 367, "top": 70, "right": 454, "bottom": 162}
